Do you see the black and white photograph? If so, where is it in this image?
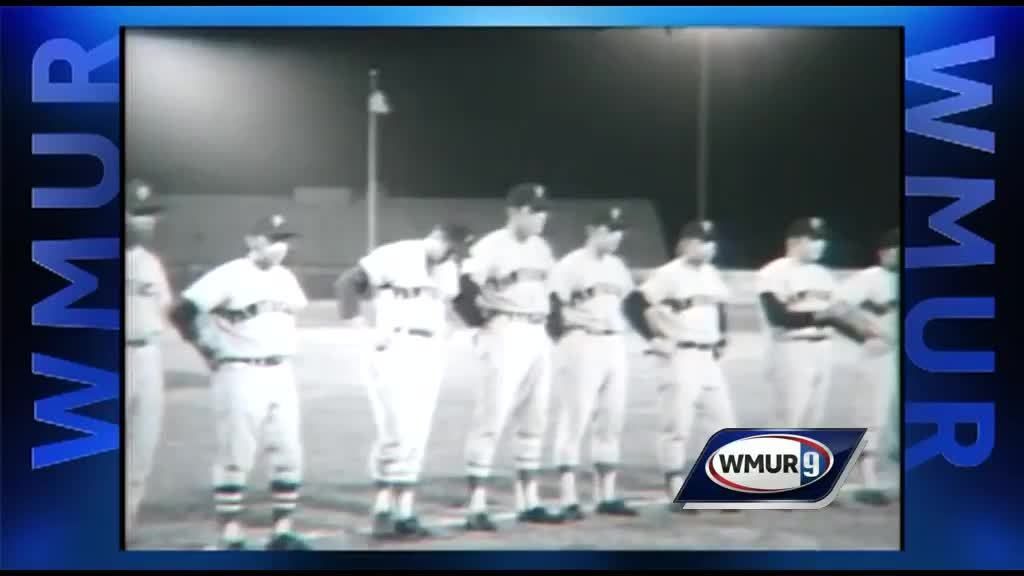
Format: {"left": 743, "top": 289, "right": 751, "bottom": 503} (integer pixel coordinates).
{"left": 123, "top": 27, "right": 901, "bottom": 551}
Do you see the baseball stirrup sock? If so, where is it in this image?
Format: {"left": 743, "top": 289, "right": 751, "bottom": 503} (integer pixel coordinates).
{"left": 214, "top": 484, "right": 245, "bottom": 521}
{"left": 559, "top": 466, "right": 577, "bottom": 506}
{"left": 467, "top": 476, "right": 488, "bottom": 513}
{"left": 596, "top": 463, "right": 617, "bottom": 501}
{"left": 518, "top": 470, "right": 539, "bottom": 509}
{"left": 270, "top": 480, "right": 300, "bottom": 533}
{"left": 395, "top": 484, "right": 415, "bottom": 519}
{"left": 373, "top": 482, "right": 393, "bottom": 514}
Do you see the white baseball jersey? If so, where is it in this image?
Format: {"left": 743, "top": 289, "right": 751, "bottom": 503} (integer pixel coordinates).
{"left": 837, "top": 265, "right": 899, "bottom": 339}
{"left": 549, "top": 248, "right": 633, "bottom": 333}
{"left": 359, "top": 239, "right": 460, "bottom": 334}
{"left": 757, "top": 257, "right": 836, "bottom": 339}
{"left": 462, "top": 228, "right": 556, "bottom": 317}
{"left": 640, "top": 260, "right": 730, "bottom": 345}
{"left": 126, "top": 245, "right": 173, "bottom": 342}
{"left": 182, "top": 257, "right": 308, "bottom": 358}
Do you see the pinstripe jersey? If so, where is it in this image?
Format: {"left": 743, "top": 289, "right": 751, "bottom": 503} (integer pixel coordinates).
{"left": 126, "top": 245, "right": 172, "bottom": 342}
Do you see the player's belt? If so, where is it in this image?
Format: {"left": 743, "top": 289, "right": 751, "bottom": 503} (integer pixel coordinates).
{"left": 217, "top": 356, "right": 288, "bottom": 368}
{"left": 782, "top": 333, "right": 830, "bottom": 342}
{"left": 565, "top": 326, "right": 621, "bottom": 336}
{"left": 125, "top": 338, "right": 152, "bottom": 348}
{"left": 393, "top": 327, "right": 434, "bottom": 338}
{"left": 492, "top": 311, "right": 547, "bottom": 324}
{"left": 678, "top": 341, "right": 718, "bottom": 351}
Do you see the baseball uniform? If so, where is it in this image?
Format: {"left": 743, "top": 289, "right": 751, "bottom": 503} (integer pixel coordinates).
{"left": 641, "top": 257, "right": 736, "bottom": 480}
{"left": 837, "top": 265, "right": 898, "bottom": 454}
{"left": 757, "top": 250, "right": 837, "bottom": 428}
{"left": 180, "top": 230, "right": 308, "bottom": 548}
{"left": 463, "top": 227, "right": 556, "bottom": 478}
{"left": 358, "top": 239, "right": 459, "bottom": 487}
{"left": 125, "top": 243, "right": 172, "bottom": 535}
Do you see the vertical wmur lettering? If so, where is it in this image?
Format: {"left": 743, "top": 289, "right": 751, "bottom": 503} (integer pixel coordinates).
{"left": 31, "top": 354, "right": 119, "bottom": 469}
{"left": 904, "top": 38, "right": 996, "bottom": 471}
{"left": 31, "top": 35, "right": 122, "bottom": 468}
{"left": 905, "top": 36, "right": 995, "bottom": 153}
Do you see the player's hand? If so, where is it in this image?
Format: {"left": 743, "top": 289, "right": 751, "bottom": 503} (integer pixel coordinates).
{"left": 713, "top": 339, "right": 727, "bottom": 361}
{"left": 198, "top": 345, "right": 218, "bottom": 371}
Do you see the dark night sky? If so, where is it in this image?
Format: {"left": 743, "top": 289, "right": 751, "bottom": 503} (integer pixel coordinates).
{"left": 126, "top": 27, "right": 900, "bottom": 267}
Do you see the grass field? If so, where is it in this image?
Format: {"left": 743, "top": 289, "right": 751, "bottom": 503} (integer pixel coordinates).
{"left": 130, "top": 302, "right": 899, "bottom": 551}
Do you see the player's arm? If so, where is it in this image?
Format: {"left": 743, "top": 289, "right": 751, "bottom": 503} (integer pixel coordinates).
{"left": 623, "top": 268, "right": 663, "bottom": 341}
{"left": 335, "top": 265, "right": 373, "bottom": 321}
{"left": 828, "top": 270, "right": 877, "bottom": 344}
{"left": 170, "top": 264, "right": 230, "bottom": 365}
{"left": 755, "top": 265, "right": 827, "bottom": 330}
{"left": 544, "top": 256, "right": 572, "bottom": 340}
{"left": 452, "top": 239, "right": 490, "bottom": 327}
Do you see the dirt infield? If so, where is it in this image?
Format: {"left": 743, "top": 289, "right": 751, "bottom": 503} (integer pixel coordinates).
{"left": 130, "top": 304, "right": 899, "bottom": 551}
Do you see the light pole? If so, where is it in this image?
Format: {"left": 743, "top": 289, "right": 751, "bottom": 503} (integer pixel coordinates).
{"left": 696, "top": 29, "right": 712, "bottom": 221}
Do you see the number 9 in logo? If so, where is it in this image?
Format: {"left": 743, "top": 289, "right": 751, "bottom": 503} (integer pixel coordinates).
{"left": 803, "top": 451, "right": 821, "bottom": 478}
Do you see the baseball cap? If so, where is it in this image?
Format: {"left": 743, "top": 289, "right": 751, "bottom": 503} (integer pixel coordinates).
{"left": 590, "top": 206, "right": 627, "bottom": 231}
{"left": 506, "top": 182, "right": 551, "bottom": 212}
{"left": 249, "top": 213, "right": 299, "bottom": 241}
{"left": 879, "top": 227, "right": 900, "bottom": 250}
{"left": 679, "top": 219, "right": 719, "bottom": 242}
{"left": 126, "top": 179, "right": 164, "bottom": 216}
{"left": 786, "top": 216, "right": 828, "bottom": 239}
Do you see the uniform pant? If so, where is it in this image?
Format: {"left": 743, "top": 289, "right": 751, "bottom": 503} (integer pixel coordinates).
{"left": 552, "top": 332, "right": 628, "bottom": 468}
{"left": 657, "top": 348, "right": 736, "bottom": 474}
{"left": 126, "top": 342, "right": 163, "bottom": 534}
{"left": 775, "top": 339, "right": 833, "bottom": 428}
{"left": 365, "top": 332, "right": 445, "bottom": 484}
{"left": 857, "top": 348, "right": 898, "bottom": 455}
{"left": 465, "top": 317, "right": 552, "bottom": 477}
{"left": 210, "top": 361, "right": 303, "bottom": 517}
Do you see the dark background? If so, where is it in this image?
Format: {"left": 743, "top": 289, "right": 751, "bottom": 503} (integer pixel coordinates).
{"left": 126, "top": 27, "right": 900, "bottom": 267}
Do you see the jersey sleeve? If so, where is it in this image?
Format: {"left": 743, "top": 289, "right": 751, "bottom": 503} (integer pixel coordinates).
{"left": 154, "top": 257, "right": 174, "bottom": 311}
{"left": 438, "top": 260, "right": 460, "bottom": 300}
{"left": 358, "top": 245, "right": 392, "bottom": 287}
{"left": 548, "top": 255, "right": 574, "bottom": 302}
{"left": 836, "top": 269, "right": 869, "bottom": 306}
{"left": 640, "top": 265, "right": 668, "bottom": 303}
{"left": 756, "top": 261, "right": 784, "bottom": 296}
{"left": 460, "top": 235, "right": 492, "bottom": 285}
{"left": 181, "top": 262, "right": 233, "bottom": 312}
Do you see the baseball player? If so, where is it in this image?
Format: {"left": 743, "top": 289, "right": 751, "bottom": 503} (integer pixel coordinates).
{"left": 756, "top": 217, "right": 840, "bottom": 429}
{"left": 124, "top": 179, "right": 172, "bottom": 539}
{"left": 836, "top": 228, "right": 900, "bottom": 505}
{"left": 170, "top": 214, "right": 310, "bottom": 551}
{"left": 624, "top": 220, "right": 736, "bottom": 503}
{"left": 335, "top": 224, "right": 473, "bottom": 540}
{"left": 548, "top": 206, "right": 637, "bottom": 520}
{"left": 453, "top": 182, "right": 563, "bottom": 530}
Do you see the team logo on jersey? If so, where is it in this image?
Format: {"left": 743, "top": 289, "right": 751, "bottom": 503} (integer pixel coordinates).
{"left": 674, "top": 428, "right": 865, "bottom": 510}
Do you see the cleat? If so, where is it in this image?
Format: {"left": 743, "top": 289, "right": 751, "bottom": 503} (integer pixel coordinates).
{"left": 220, "top": 539, "right": 248, "bottom": 551}
{"left": 517, "top": 506, "right": 564, "bottom": 524}
{"left": 595, "top": 499, "right": 638, "bottom": 517}
{"left": 393, "top": 516, "right": 434, "bottom": 540}
{"left": 562, "top": 504, "right": 586, "bottom": 522}
{"left": 465, "top": 512, "right": 499, "bottom": 532}
{"left": 265, "top": 532, "right": 312, "bottom": 551}
{"left": 371, "top": 511, "right": 395, "bottom": 539}
{"left": 853, "top": 489, "right": 892, "bottom": 507}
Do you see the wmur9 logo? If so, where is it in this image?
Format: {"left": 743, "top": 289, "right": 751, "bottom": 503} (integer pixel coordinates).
{"left": 675, "top": 429, "right": 866, "bottom": 510}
